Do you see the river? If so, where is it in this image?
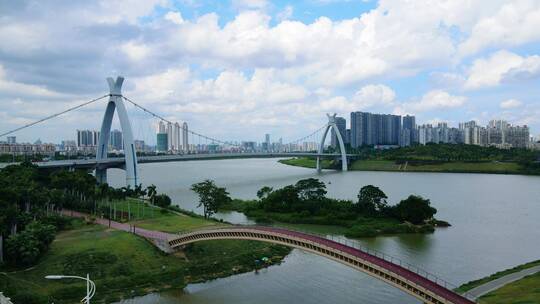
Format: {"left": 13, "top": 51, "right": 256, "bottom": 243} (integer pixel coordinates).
{"left": 108, "top": 158, "right": 540, "bottom": 304}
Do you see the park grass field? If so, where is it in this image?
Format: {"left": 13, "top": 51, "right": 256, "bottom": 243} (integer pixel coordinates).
{"left": 457, "top": 260, "right": 540, "bottom": 293}
{"left": 133, "top": 212, "right": 223, "bottom": 233}
{"left": 0, "top": 213, "right": 289, "bottom": 303}
{"left": 351, "top": 160, "right": 523, "bottom": 174}
{"left": 280, "top": 157, "right": 524, "bottom": 175}
{"left": 478, "top": 271, "right": 540, "bottom": 304}
{"left": 279, "top": 157, "right": 333, "bottom": 169}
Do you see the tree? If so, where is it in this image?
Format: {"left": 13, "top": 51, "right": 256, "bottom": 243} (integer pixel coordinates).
{"left": 256, "top": 186, "right": 273, "bottom": 200}
{"left": 394, "top": 195, "right": 437, "bottom": 225}
{"left": 146, "top": 184, "right": 157, "bottom": 205}
{"left": 154, "top": 194, "right": 172, "bottom": 208}
{"left": 356, "top": 185, "right": 388, "bottom": 214}
{"left": 191, "top": 180, "right": 232, "bottom": 218}
{"left": 295, "top": 178, "right": 327, "bottom": 202}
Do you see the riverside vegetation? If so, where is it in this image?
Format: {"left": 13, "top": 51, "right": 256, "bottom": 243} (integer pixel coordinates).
{"left": 457, "top": 260, "right": 540, "bottom": 303}
{"left": 0, "top": 162, "right": 289, "bottom": 303}
{"left": 221, "top": 178, "right": 448, "bottom": 238}
{"left": 281, "top": 143, "right": 540, "bottom": 175}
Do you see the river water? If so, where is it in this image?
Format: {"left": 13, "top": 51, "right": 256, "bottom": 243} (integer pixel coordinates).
{"left": 109, "top": 158, "right": 540, "bottom": 304}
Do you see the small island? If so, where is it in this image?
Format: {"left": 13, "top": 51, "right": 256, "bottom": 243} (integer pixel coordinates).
{"left": 221, "top": 178, "right": 449, "bottom": 238}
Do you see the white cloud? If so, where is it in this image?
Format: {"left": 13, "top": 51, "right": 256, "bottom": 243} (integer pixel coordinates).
{"left": 500, "top": 99, "right": 523, "bottom": 109}
{"left": 0, "top": 65, "right": 65, "bottom": 98}
{"left": 232, "top": 0, "right": 268, "bottom": 10}
{"left": 459, "top": 0, "right": 540, "bottom": 57}
{"left": 277, "top": 5, "right": 294, "bottom": 21}
{"left": 164, "top": 11, "right": 185, "bottom": 24}
{"left": 464, "top": 50, "right": 540, "bottom": 89}
{"left": 396, "top": 90, "right": 466, "bottom": 114}
{"left": 121, "top": 41, "right": 151, "bottom": 61}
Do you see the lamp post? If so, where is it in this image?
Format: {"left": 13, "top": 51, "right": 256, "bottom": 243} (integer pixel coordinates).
{"left": 45, "top": 274, "right": 95, "bottom": 303}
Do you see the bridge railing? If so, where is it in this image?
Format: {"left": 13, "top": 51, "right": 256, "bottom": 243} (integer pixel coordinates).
{"left": 173, "top": 224, "right": 476, "bottom": 300}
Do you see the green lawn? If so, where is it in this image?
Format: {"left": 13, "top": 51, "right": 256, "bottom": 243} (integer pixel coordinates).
{"left": 278, "top": 157, "right": 333, "bottom": 169}
{"left": 350, "top": 160, "right": 523, "bottom": 174}
{"left": 478, "top": 272, "right": 540, "bottom": 304}
{"left": 133, "top": 213, "right": 223, "bottom": 233}
{"left": 279, "top": 157, "right": 525, "bottom": 175}
{"left": 457, "top": 260, "right": 540, "bottom": 293}
{"left": 97, "top": 198, "right": 159, "bottom": 221}
{"left": 0, "top": 218, "right": 290, "bottom": 304}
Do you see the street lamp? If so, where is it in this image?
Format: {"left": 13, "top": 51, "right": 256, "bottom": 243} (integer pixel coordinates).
{"left": 45, "top": 274, "right": 95, "bottom": 303}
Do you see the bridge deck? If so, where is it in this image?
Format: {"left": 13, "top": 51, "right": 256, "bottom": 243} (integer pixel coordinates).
{"left": 170, "top": 226, "right": 474, "bottom": 304}
{"left": 253, "top": 226, "right": 474, "bottom": 304}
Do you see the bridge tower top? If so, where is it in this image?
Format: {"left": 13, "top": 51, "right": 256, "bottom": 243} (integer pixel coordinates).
{"left": 107, "top": 76, "right": 124, "bottom": 96}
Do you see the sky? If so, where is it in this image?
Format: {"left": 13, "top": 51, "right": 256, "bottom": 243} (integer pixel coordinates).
{"left": 1, "top": 0, "right": 540, "bottom": 144}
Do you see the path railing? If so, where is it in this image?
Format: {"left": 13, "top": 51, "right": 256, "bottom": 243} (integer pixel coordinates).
{"left": 174, "top": 224, "right": 476, "bottom": 301}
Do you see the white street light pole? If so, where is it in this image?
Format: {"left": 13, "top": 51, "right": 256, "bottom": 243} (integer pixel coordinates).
{"left": 45, "top": 274, "right": 95, "bottom": 303}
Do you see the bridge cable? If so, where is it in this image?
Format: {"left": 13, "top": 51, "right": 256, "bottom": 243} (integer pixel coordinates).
{"left": 123, "top": 96, "right": 242, "bottom": 148}
{"left": 0, "top": 94, "right": 109, "bottom": 138}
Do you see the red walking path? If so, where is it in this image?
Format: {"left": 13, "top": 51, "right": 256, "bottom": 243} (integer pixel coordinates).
{"left": 62, "top": 210, "right": 475, "bottom": 304}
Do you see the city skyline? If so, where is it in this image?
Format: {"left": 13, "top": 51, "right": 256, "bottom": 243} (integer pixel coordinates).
{"left": 1, "top": 1, "right": 540, "bottom": 144}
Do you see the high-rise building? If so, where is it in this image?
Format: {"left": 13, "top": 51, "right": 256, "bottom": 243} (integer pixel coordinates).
{"left": 7, "top": 136, "right": 16, "bottom": 144}
{"left": 77, "top": 130, "right": 100, "bottom": 147}
{"left": 350, "top": 112, "right": 401, "bottom": 147}
{"left": 166, "top": 122, "right": 173, "bottom": 151}
{"left": 156, "top": 133, "right": 168, "bottom": 152}
{"left": 158, "top": 121, "right": 166, "bottom": 133}
{"left": 173, "top": 122, "right": 181, "bottom": 151}
{"left": 110, "top": 129, "right": 123, "bottom": 151}
{"left": 264, "top": 134, "right": 270, "bottom": 151}
{"left": 400, "top": 115, "right": 416, "bottom": 147}
{"left": 182, "top": 122, "right": 189, "bottom": 153}
{"left": 331, "top": 116, "right": 346, "bottom": 148}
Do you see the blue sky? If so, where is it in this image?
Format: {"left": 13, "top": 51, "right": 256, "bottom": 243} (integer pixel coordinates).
{"left": 1, "top": 0, "right": 539, "bottom": 144}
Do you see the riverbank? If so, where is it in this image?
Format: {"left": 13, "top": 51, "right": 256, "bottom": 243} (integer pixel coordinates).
{"left": 280, "top": 158, "right": 529, "bottom": 175}
{"left": 456, "top": 260, "right": 540, "bottom": 303}
{"left": 0, "top": 211, "right": 290, "bottom": 304}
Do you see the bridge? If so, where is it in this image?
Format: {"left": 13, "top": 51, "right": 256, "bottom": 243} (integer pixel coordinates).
{"left": 169, "top": 226, "right": 475, "bottom": 304}
{"left": 0, "top": 152, "right": 354, "bottom": 170}
{"left": 0, "top": 76, "right": 351, "bottom": 187}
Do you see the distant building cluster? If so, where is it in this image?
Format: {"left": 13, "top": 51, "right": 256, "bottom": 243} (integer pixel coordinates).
{"left": 329, "top": 113, "right": 530, "bottom": 149}
{"left": 0, "top": 136, "right": 56, "bottom": 156}
{"left": 156, "top": 121, "right": 190, "bottom": 153}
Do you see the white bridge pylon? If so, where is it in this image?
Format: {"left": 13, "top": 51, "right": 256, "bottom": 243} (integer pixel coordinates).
{"left": 317, "top": 113, "right": 348, "bottom": 172}
{"left": 96, "top": 76, "right": 138, "bottom": 187}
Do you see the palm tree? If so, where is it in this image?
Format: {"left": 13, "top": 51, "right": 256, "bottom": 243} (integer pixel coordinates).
{"left": 146, "top": 184, "right": 157, "bottom": 218}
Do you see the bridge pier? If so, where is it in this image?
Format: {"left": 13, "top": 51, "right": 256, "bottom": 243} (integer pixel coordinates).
{"left": 95, "top": 76, "right": 138, "bottom": 187}
{"left": 317, "top": 113, "right": 348, "bottom": 173}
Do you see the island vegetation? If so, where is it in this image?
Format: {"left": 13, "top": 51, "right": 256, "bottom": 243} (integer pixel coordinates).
{"left": 281, "top": 143, "right": 540, "bottom": 175}
{"left": 0, "top": 162, "right": 289, "bottom": 303}
{"left": 220, "top": 178, "right": 447, "bottom": 238}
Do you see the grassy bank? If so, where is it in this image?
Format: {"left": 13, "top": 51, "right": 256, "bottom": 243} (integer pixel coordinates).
{"left": 478, "top": 271, "right": 540, "bottom": 303}
{"left": 0, "top": 215, "right": 290, "bottom": 303}
{"left": 456, "top": 260, "right": 540, "bottom": 293}
{"left": 278, "top": 158, "right": 333, "bottom": 169}
{"left": 457, "top": 260, "right": 540, "bottom": 303}
{"left": 281, "top": 157, "right": 526, "bottom": 175}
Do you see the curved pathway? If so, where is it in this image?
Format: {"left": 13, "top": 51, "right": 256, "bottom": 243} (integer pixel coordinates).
{"left": 467, "top": 265, "right": 540, "bottom": 300}
{"left": 169, "top": 226, "right": 475, "bottom": 304}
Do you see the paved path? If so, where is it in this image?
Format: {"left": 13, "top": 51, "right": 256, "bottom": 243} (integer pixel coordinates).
{"left": 467, "top": 265, "right": 540, "bottom": 299}
{"left": 61, "top": 209, "right": 177, "bottom": 252}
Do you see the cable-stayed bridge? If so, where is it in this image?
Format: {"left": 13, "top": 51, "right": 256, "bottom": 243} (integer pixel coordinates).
{"left": 1, "top": 76, "right": 351, "bottom": 187}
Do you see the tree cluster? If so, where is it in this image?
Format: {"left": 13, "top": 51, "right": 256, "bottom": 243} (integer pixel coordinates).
{"left": 0, "top": 162, "right": 170, "bottom": 268}
{"left": 250, "top": 179, "right": 437, "bottom": 225}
